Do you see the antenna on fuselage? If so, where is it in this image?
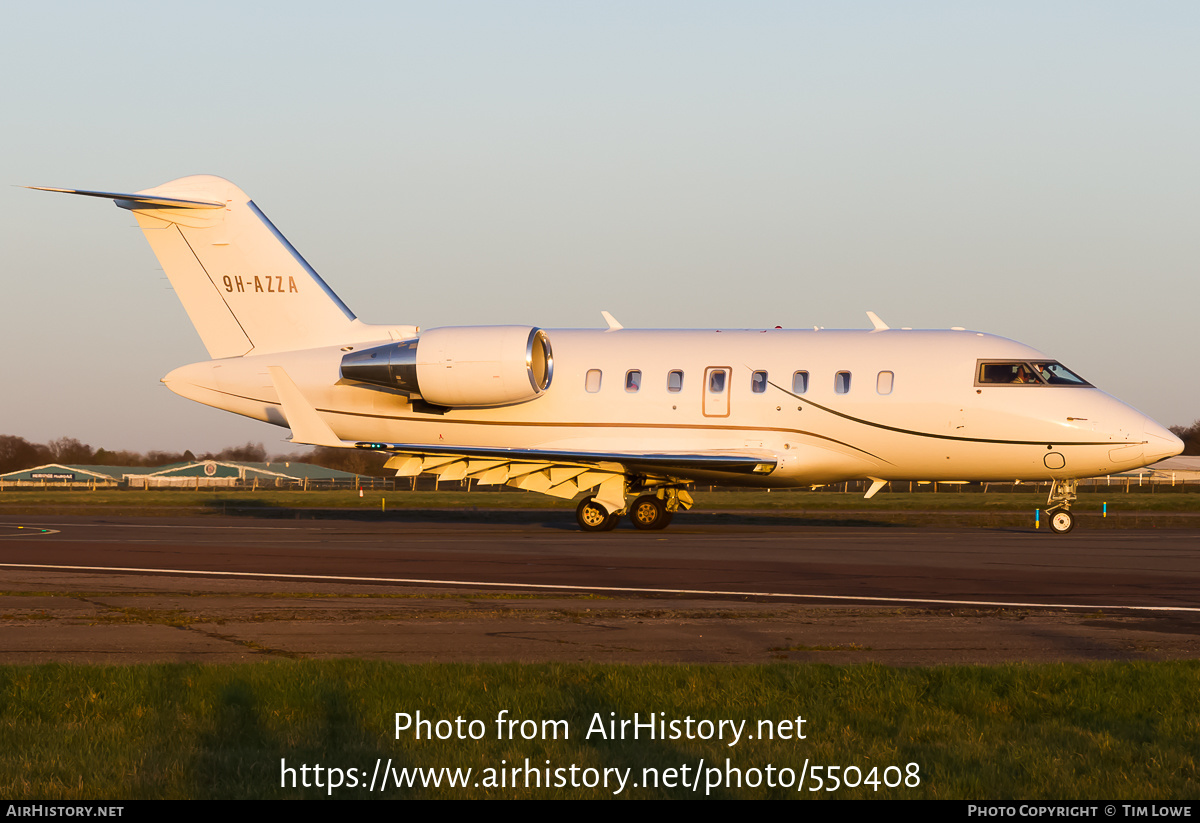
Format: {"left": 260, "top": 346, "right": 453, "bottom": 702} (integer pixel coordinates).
{"left": 866, "top": 311, "right": 890, "bottom": 332}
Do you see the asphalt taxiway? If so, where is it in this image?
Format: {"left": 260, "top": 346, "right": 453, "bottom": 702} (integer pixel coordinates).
{"left": 1, "top": 513, "right": 1197, "bottom": 665}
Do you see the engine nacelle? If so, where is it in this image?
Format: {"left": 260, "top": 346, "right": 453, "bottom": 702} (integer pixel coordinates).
{"left": 340, "top": 326, "right": 553, "bottom": 408}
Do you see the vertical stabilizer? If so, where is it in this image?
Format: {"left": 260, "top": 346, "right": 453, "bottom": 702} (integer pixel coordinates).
{"left": 30, "top": 176, "right": 361, "bottom": 358}
{"left": 125, "top": 175, "right": 357, "bottom": 358}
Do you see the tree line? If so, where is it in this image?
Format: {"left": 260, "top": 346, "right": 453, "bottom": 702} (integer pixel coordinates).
{"left": 0, "top": 436, "right": 390, "bottom": 476}
{"left": 1170, "top": 420, "right": 1200, "bottom": 456}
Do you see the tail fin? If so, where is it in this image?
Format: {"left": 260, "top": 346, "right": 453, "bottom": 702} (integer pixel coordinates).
{"left": 30, "top": 176, "right": 364, "bottom": 358}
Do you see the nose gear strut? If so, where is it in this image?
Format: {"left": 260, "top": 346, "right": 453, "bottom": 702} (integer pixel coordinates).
{"left": 1044, "top": 478, "right": 1078, "bottom": 534}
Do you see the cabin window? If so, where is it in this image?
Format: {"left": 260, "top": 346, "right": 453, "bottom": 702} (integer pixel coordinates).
{"left": 585, "top": 369, "right": 602, "bottom": 393}
{"left": 709, "top": 370, "right": 727, "bottom": 393}
{"left": 835, "top": 371, "right": 851, "bottom": 394}
{"left": 791, "top": 371, "right": 809, "bottom": 394}
{"left": 877, "top": 371, "right": 894, "bottom": 395}
{"left": 751, "top": 371, "right": 767, "bottom": 393}
{"left": 625, "top": 370, "right": 642, "bottom": 392}
{"left": 667, "top": 370, "right": 684, "bottom": 392}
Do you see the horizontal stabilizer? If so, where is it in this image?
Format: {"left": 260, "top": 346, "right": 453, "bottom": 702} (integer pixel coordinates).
{"left": 24, "top": 186, "right": 224, "bottom": 209}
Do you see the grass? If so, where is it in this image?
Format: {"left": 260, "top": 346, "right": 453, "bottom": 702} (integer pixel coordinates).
{"left": 770, "top": 643, "right": 873, "bottom": 652}
{"left": 0, "top": 661, "right": 1196, "bottom": 799}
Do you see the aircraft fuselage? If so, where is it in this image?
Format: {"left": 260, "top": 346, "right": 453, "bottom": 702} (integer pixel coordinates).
{"left": 163, "top": 327, "right": 1179, "bottom": 488}
{"left": 33, "top": 175, "right": 1183, "bottom": 532}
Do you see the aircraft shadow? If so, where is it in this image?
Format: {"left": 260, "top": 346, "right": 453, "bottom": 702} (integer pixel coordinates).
{"left": 199, "top": 499, "right": 901, "bottom": 531}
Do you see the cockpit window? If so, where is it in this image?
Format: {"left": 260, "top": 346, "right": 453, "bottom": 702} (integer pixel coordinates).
{"left": 979, "top": 362, "right": 1039, "bottom": 384}
{"left": 976, "top": 360, "right": 1091, "bottom": 387}
{"left": 1030, "top": 362, "right": 1090, "bottom": 386}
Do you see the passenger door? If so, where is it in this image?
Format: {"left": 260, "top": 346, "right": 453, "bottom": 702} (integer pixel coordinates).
{"left": 703, "top": 367, "right": 731, "bottom": 417}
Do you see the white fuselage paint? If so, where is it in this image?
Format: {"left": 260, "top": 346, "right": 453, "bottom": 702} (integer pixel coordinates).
{"left": 164, "top": 327, "right": 1180, "bottom": 487}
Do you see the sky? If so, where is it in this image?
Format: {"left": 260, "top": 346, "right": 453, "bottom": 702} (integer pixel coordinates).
{"left": 3, "top": 1, "right": 1197, "bottom": 454}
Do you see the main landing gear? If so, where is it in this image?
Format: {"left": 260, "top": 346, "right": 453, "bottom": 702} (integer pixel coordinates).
{"left": 575, "top": 485, "right": 691, "bottom": 532}
{"left": 629, "top": 495, "right": 674, "bottom": 531}
{"left": 1044, "top": 478, "right": 1078, "bottom": 535}
{"left": 576, "top": 497, "right": 619, "bottom": 532}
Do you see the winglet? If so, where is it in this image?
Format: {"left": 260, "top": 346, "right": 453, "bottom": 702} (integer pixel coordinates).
{"left": 864, "top": 477, "right": 887, "bottom": 499}
{"left": 600, "top": 311, "right": 624, "bottom": 331}
{"left": 866, "top": 311, "right": 889, "bottom": 332}
{"left": 268, "top": 366, "right": 342, "bottom": 447}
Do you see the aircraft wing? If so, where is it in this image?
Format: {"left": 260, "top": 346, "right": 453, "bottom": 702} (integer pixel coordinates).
{"left": 360, "top": 442, "right": 777, "bottom": 501}
{"left": 268, "top": 365, "right": 776, "bottom": 501}
{"left": 352, "top": 441, "right": 776, "bottom": 476}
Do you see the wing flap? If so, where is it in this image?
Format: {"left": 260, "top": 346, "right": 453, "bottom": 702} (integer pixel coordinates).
{"left": 353, "top": 440, "right": 777, "bottom": 477}
{"left": 368, "top": 441, "right": 776, "bottom": 502}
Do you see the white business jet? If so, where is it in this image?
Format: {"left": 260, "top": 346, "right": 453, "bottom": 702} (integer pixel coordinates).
{"left": 29, "top": 176, "right": 1183, "bottom": 533}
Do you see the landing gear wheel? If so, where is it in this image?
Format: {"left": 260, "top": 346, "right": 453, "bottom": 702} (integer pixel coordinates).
{"left": 577, "top": 497, "right": 618, "bottom": 532}
{"left": 1048, "top": 509, "right": 1075, "bottom": 535}
{"left": 630, "top": 495, "right": 670, "bottom": 531}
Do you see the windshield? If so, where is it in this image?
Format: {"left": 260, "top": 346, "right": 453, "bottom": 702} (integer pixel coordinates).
{"left": 1030, "top": 362, "right": 1090, "bottom": 386}
{"left": 976, "top": 360, "right": 1091, "bottom": 387}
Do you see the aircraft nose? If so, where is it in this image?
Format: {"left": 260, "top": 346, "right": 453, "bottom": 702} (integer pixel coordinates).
{"left": 1143, "top": 417, "right": 1184, "bottom": 464}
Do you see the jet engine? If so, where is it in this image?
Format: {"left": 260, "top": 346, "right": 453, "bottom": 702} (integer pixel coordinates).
{"left": 340, "top": 326, "right": 553, "bottom": 408}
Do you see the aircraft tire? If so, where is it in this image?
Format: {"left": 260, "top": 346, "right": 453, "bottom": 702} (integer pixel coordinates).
{"left": 1048, "top": 509, "right": 1075, "bottom": 535}
{"left": 577, "top": 497, "right": 614, "bottom": 532}
{"left": 630, "top": 495, "right": 668, "bottom": 530}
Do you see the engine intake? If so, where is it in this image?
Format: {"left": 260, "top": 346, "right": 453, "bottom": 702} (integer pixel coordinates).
{"left": 340, "top": 326, "right": 553, "bottom": 408}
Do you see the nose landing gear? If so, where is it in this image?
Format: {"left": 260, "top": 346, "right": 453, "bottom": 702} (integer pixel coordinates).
{"left": 1044, "top": 478, "right": 1078, "bottom": 535}
{"left": 1048, "top": 508, "right": 1075, "bottom": 534}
